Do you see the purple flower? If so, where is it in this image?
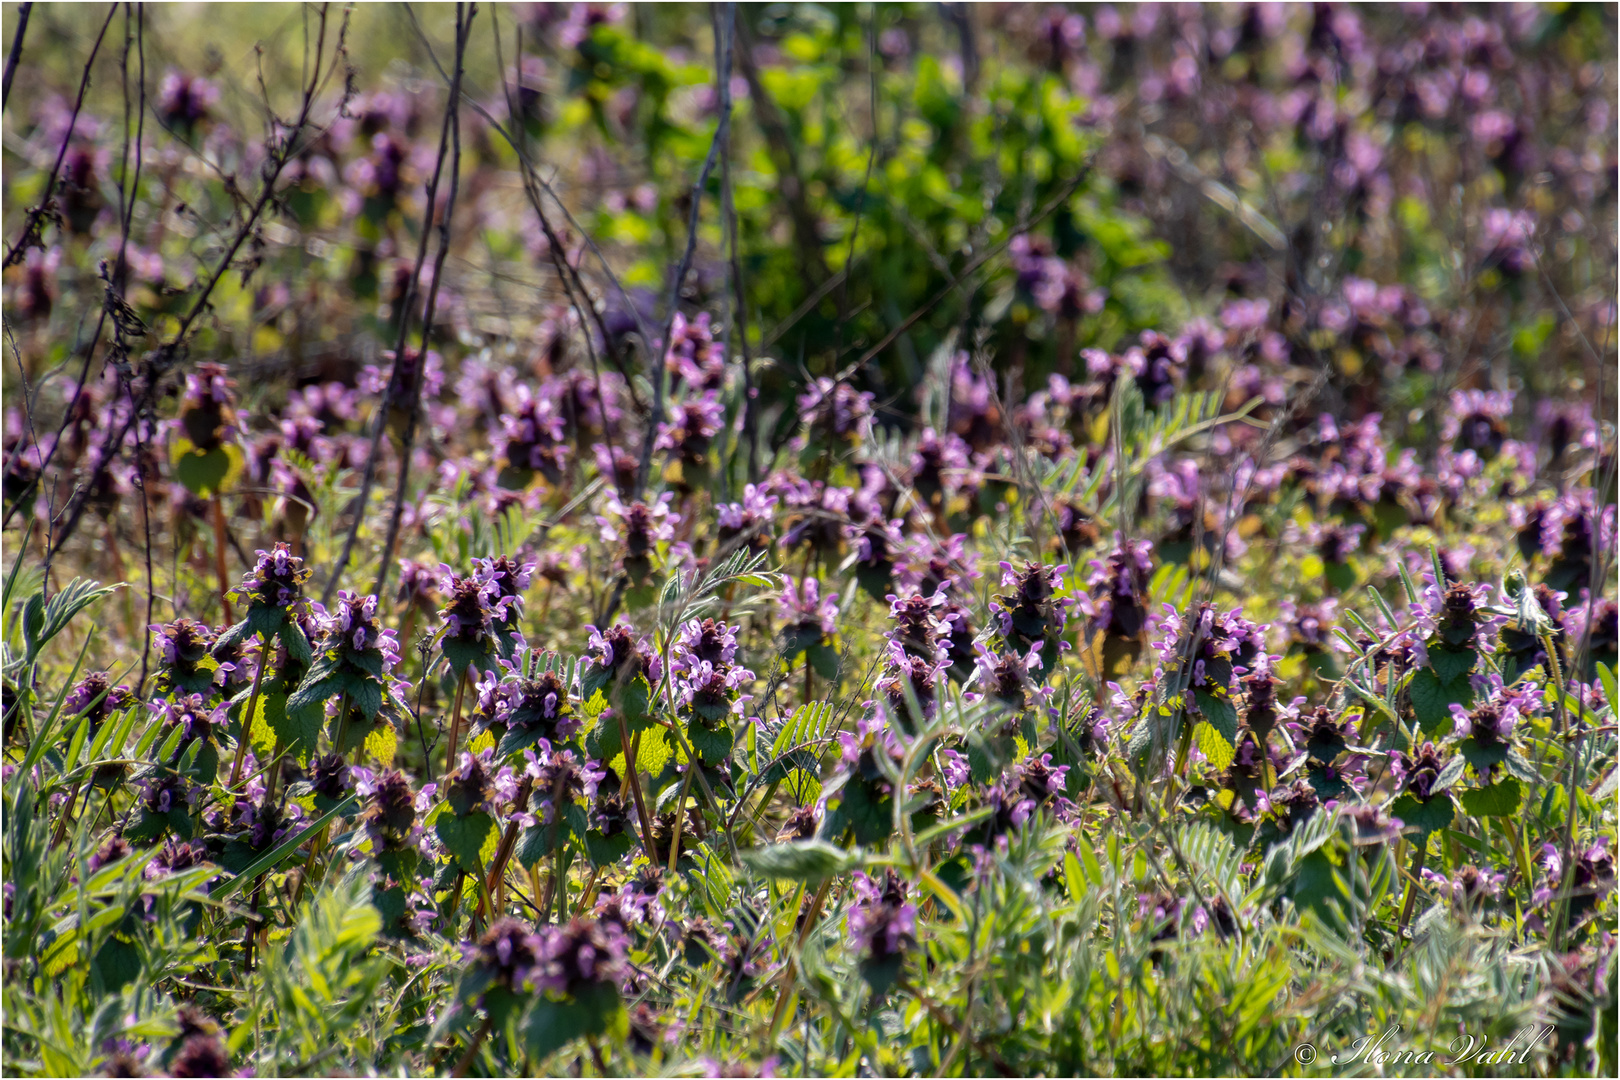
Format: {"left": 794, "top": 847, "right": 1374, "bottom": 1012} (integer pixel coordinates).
{"left": 478, "top": 661, "right": 579, "bottom": 744}
{"left": 596, "top": 493, "right": 678, "bottom": 556}
{"left": 228, "top": 542, "right": 312, "bottom": 617}
{"left": 990, "top": 561, "right": 1072, "bottom": 666}
{"left": 670, "top": 618, "right": 741, "bottom": 674}
{"left": 909, "top": 429, "right": 974, "bottom": 501}
{"left": 663, "top": 311, "right": 726, "bottom": 390}
{"left": 846, "top": 871, "right": 916, "bottom": 961}
{"left": 778, "top": 576, "right": 839, "bottom": 641}
{"left": 397, "top": 558, "right": 443, "bottom": 610}
{"left": 362, "top": 770, "right": 418, "bottom": 855}
{"left": 1077, "top": 538, "right": 1153, "bottom": 642}
{"left": 496, "top": 383, "right": 570, "bottom": 482}
{"left": 716, "top": 484, "right": 778, "bottom": 555}
{"left": 323, "top": 590, "right": 399, "bottom": 665}
{"left": 150, "top": 694, "right": 226, "bottom": 755}
{"left": 968, "top": 643, "right": 1048, "bottom": 711}
{"left": 524, "top": 747, "right": 606, "bottom": 826}
{"left": 157, "top": 70, "right": 219, "bottom": 127}
{"left": 63, "top": 671, "right": 132, "bottom": 733}
{"left": 176, "top": 361, "right": 238, "bottom": 452}
{"left": 462, "top": 917, "right": 544, "bottom": 994}
{"left": 150, "top": 619, "right": 221, "bottom": 691}
{"left": 1442, "top": 389, "right": 1514, "bottom": 459}
{"left": 438, "top": 568, "right": 501, "bottom": 652}
{"left": 583, "top": 621, "right": 657, "bottom": 684}
{"left": 139, "top": 773, "right": 196, "bottom": 817}
{"left": 1422, "top": 864, "right": 1506, "bottom": 909}
{"left": 675, "top": 660, "right": 754, "bottom": 721}
{"left": 1152, "top": 601, "right": 1269, "bottom": 695}
{"left": 530, "top": 917, "right": 629, "bottom": 996}
{"left": 877, "top": 640, "right": 949, "bottom": 731}
{"left": 478, "top": 554, "right": 534, "bottom": 636}
{"left": 1390, "top": 741, "right": 1448, "bottom": 803}
{"left": 797, "top": 378, "right": 874, "bottom": 446}
{"left": 654, "top": 392, "right": 725, "bottom": 472}
{"left": 895, "top": 533, "right": 980, "bottom": 599}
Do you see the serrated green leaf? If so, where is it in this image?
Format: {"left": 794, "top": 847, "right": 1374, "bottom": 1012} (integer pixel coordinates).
{"left": 1193, "top": 689, "right": 1237, "bottom": 746}
{"left": 1390, "top": 792, "right": 1453, "bottom": 835}
{"left": 436, "top": 811, "right": 497, "bottom": 874}
{"left": 1461, "top": 779, "right": 1522, "bottom": 817}
{"left": 1409, "top": 667, "right": 1470, "bottom": 734}
{"left": 686, "top": 717, "right": 734, "bottom": 767}
{"left": 1193, "top": 721, "right": 1235, "bottom": 770}
{"left": 351, "top": 677, "right": 383, "bottom": 718}
{"left": 1426, "top": 645, "right": 1476, "bottom": 686}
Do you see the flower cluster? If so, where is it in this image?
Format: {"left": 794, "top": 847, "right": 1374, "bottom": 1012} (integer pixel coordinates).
{"left": 671, "top": 618, "right": 754, "bottom": 725}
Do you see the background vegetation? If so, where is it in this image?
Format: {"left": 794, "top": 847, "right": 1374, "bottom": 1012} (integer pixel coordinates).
{"left": 2, "top": 3, "right": 1616, "bottom": 1076}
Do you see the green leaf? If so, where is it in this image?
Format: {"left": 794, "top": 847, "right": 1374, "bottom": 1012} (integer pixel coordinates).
{"left": 1193, "top": 721, "right": 1235, "bottom": 771}
{"left": 287, "top": 673, "right": 343, "bottom": 722}
{"left": 92, "top": 936, "right": 142, "bottom": 993}
{"left": 1461, "top": 779, "right": 1522, "bottom": 817}
{"left": 1408, "top": 667, "right": 1470, "bottom": 734}
{"left": 436, "top": 811, "right": 497, "bottom": 873}
{"left": 1504, "top": 750, "right": 1540, "bottom": 784}
{"left": 1063, "top": 852, "right": 1088, "bottom": 898}
{"left": 619, "top": 725, "right": 672, "bottom": 779}
{"left": 808, "top": 640, "right": 841, "bottom": 680}
{"left": 1431, "top": 754, "right": 1467, "bottom": 795}
{"left": 497, "top": 723, "right": 549, "bottom": 760}
{"left": 1426, "top": 645, "right": 1476, "bottom": 686}
{"left": 585, "top": 713, "right": 622, "bottom": 762}
{"left": 175, "top": 445, "right": 233, "bottom": 497}
{"left": 583, "top": 829, "right": 634, "bottom": 867}
{"left": 282, "top": 620, "right": 312, "bottom": 666}
{"left": 155, "top": 723, "right": 185, "bottom": 766}
{"left": 1192, "top": 689, "right": 1237, "bottom": 764}
{"left": 442, "top": 638, "right": 494, "bottom": 677}
{"left": 686, "top": 717, "right": 734, "bottom": 767}
{"left": 24, "top": 577, "right": 120, "bottom": 666}
{"left": 617, "top": 675, "right": 657, "bottom": 732}
{"left": 1458, "top": 735, "right": 1509, "bottom": 773}
{"left": 522, "top": 984, "right": 624, "bottom": 1064}
{"left": 740, "top": 840, "right": 854, "bottom": 884}
{"left": 518, "top": 820, "right": 568, "bottom": 869}
{"left": 364, "top": 719, "right": 397, "bottom": 764}
{"left": 351, "top": 677, "right": 383, "bottom": 719}
{"left": 1389, "top": 793, "right": 1453, "bottom": 835}
{"left": 821, "top": 775, "right": 893, "bottom": 846}
{"left": 1291, "top": 847, "right": 1350, "bottom": 927}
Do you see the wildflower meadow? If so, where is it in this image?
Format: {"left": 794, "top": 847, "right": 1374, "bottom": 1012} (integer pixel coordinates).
{"left": 1, "top": 3, "right": 1616, "bottom": 1076}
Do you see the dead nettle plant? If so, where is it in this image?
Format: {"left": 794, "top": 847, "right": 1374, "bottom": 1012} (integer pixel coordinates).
{"left": 2, "top": 4, "right": 1617, "bottom": 1078}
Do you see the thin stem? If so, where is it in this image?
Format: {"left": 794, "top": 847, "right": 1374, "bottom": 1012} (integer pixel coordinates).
{"left": 228, "top": 633, "right": 271, "bottom": 788}
{"left": 1398, "top": 842, "right": 1427, "bottom": 935}
{"left": 451, "top": 1016, "right": 492, "bottom": 1079}
{"left": 666, "top": 761, "right": 697, "bottom": 874}
{"left": 767, "top": 874, "right": 834, "bottom": 1042}
{"left": 617, "top": 715, "right": 657, "bottom": 866}
{"left": 212, "top": 506, "right": 234, "bottom": 630}
{"left": 1, "top": 1, "right": 32, "bottom": 109}
{"left": 445, "top": 668, "right": 469, "bottom": 773}
{"left": 4, "top": 3, "right": 117, "bottom": 268}
{"left": 485, "top": 775, "right": 533, "bottom": 897}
